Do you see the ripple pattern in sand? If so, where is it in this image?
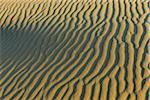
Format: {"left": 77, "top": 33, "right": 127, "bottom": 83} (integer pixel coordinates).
{"left": 0, "top": 0, "right": 150, "bottom": 99}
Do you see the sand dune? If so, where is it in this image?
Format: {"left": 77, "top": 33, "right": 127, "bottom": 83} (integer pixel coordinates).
{"left": 0, "top": 0, "right": 150, "bottom": 99}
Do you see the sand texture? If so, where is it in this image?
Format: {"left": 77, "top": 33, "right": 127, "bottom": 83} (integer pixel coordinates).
{"left": 0, "top": 0, "right": 150, "bottom": 99}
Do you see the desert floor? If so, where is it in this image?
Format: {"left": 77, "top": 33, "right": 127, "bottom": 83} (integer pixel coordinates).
{"left": 0, "top": 0, "right": 150, "bottom": 99}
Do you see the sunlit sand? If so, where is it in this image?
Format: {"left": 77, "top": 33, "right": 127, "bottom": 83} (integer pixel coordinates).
{"left": 0, "top": 0, "right": 150, "bottom": 99}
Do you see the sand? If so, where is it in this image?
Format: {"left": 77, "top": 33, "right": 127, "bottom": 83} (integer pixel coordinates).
{"left": 0, "top": 0, "right": 150, "bottom": 99}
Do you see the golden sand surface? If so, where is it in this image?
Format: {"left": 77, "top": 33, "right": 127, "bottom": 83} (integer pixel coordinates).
{"left": 0, "top": 0, "right": 150, "bottom": 99}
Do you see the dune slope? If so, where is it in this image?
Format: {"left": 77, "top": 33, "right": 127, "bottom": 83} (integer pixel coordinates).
{"left": 0, "top": 0, "right": 150, "bottom": 99}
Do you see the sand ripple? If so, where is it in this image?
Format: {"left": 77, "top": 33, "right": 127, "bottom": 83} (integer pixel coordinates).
{"left": 0, "top": 0, "right": 150, "bottom": 99}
